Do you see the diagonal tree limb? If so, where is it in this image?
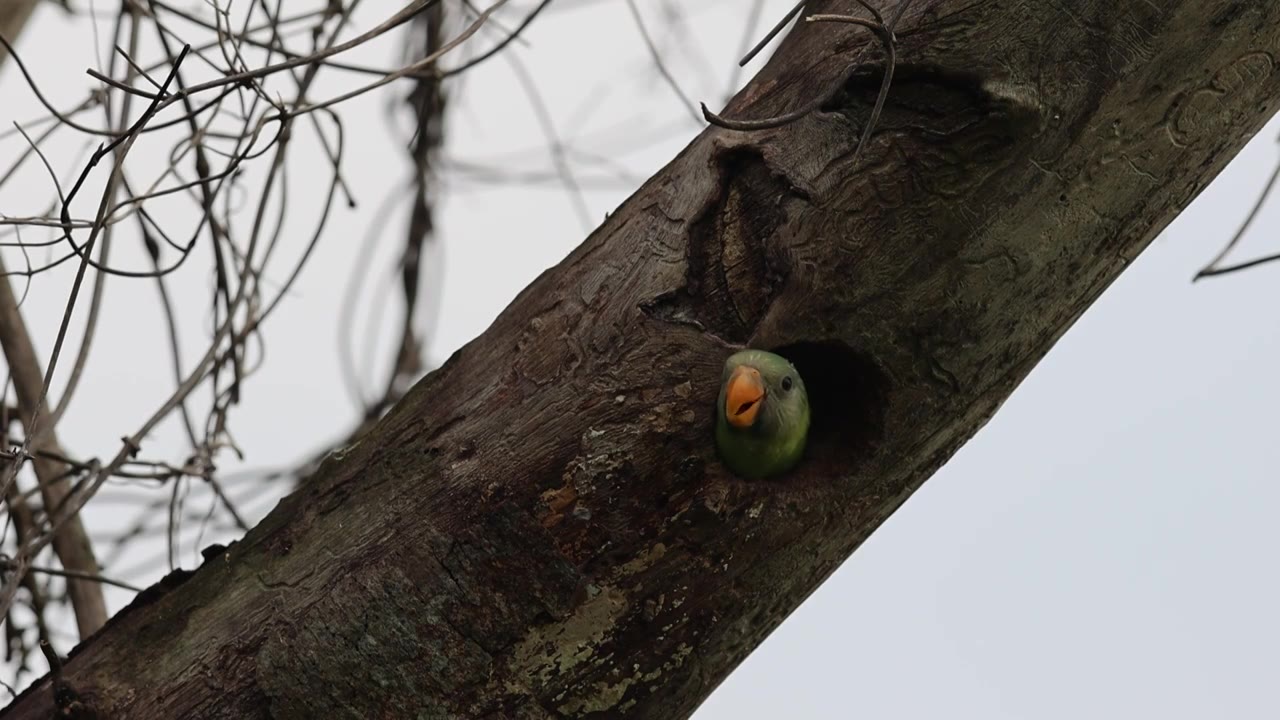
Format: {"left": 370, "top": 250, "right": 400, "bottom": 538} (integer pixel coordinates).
{"left": 0, "top": 259, "right": 109, "bottom": 639}
{"left": 0, "top": 0, "right": 115, "bottom": 643}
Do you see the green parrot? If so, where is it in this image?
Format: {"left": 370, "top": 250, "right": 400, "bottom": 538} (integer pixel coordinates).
{"left": 714, "top": 349, "right": 810, "bottom": 480}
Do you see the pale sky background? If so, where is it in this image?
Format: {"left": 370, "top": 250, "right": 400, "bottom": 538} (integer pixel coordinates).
{"left": 1, "top": 1, "right": 1277, "bottom": 717}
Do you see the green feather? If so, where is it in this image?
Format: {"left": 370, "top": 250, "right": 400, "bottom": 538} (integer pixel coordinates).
{"left": 714, "top": 349, "right": 810, "bottom": 479}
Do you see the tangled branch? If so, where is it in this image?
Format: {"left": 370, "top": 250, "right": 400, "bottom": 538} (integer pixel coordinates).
{"left": 0, "top": 0, "right": 516, "bottom": 685}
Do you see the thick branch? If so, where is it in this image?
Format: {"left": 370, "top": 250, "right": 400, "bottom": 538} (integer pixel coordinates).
{"left": 0, "top": 262, "right": 109, "bottom": 639}
{"left": 1, "top": 0, "right": 109, "bottom": 641}
{"left": 6, "top": 0, "right": 1280, "bottom": 717}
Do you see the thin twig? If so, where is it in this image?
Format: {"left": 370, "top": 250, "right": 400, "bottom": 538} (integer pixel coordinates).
{"left": 1195, "top": 140, "right": 1280, "bottom": 280}
{"left": 0, "top": 260, "right": 109, "bottom": 638}
{"left": 702, "top": 0, "right": 915, "bottom": 188}
{"left": 1, "top": 560, "right": 142, "bottom": 594}
{"left": 739, "top": 0, "right": 806, "bottom": 67}
{"left": 625, "top": 0, "right": 702, "bottom": 126}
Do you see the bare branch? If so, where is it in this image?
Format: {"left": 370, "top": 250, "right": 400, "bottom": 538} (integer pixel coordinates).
{"left": 0, "top": 263, "right": 108, "bottom": 638}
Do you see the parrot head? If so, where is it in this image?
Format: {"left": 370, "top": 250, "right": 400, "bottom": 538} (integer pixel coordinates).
{"left": 714, "top": 349, "right": 810, "bottom": 480}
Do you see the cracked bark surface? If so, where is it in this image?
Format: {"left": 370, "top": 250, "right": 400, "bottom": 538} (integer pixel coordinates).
{"left": 5, "top": 0, "right": 1280, "bottom": 717}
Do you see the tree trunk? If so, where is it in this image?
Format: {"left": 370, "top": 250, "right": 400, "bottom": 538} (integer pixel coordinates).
{"left": 6, "top": 0, "right": 1279, "bottom": 717}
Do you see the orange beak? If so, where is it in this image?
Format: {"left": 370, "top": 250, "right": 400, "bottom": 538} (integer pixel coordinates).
{"left": 725, "top": 365, "right": 765, "bottom": 428}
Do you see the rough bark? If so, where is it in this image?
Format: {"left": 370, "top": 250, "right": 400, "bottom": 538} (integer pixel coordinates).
{"left": 6, "top": 0, "right": 1280, "bottom": 717}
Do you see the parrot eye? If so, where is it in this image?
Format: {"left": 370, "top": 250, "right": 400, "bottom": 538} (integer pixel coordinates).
{"left": 781, "top": 376, "right": 793, "bottom": 392}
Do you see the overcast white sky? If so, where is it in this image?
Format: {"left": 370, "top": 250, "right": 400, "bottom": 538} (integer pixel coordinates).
{"left": 1, "top": 1, "right": 1277, "bottom": 717}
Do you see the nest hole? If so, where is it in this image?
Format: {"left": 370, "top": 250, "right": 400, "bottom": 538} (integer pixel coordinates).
{"left": 773, "top": 340, "right": 889, "bottom": 466}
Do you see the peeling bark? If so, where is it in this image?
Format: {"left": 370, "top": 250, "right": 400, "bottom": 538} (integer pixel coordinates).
{"left": 5, "top": 0, "right": 1280, "bottom": 717}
